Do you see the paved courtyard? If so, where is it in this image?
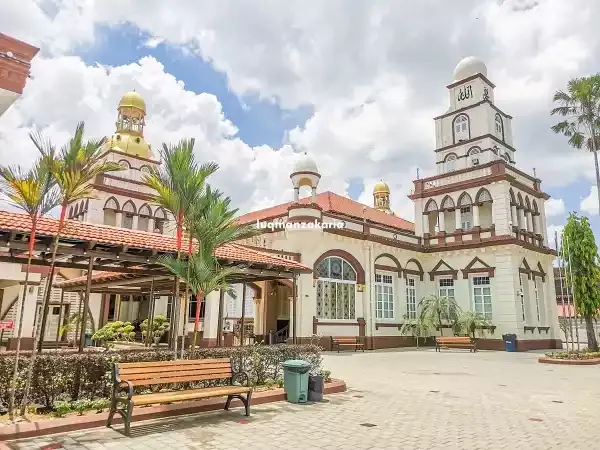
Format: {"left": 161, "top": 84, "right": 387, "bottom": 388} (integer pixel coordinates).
{"left": 6, "top": 349, "right": 600, "bottom": 449}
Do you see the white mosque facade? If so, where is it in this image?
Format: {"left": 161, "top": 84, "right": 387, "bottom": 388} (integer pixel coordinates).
{"left": 0, "top": 55, "right": 561, "bottom": 351}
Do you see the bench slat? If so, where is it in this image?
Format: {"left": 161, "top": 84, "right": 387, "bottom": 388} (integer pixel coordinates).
{"left": 127, "top": 371, "right": 233, "bottom": 386}
{"left": 129, "top": 386, "right": 251, "bottom": 406}
{"left": 118, "top": 358, "right": 230, "bottom": 369}
{"left": 121, "top": 368, "right": 232, "bottom": 382}
{"left": 120, "top": 362, "right": 231, "bottom": 376}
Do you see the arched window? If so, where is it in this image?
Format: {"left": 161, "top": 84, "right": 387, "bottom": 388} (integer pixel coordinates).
{"left": 122, "top": 201, "right": 136, "bottom": 229}
{"left": 103, "top": 197, "right": 119, "bottom": 226}
{"left": 475, "top": 188, "right": 493, "bottom": 228}
{"left": 138, "top": 204, "right": 152, "bottom": 232}
{"left": 445, "top": 153, "right": 458, "bottom": 172}
{"left": 154, "top": 207, "right": 167, "bottom": 234}
{"left": 501, "top": 153, "right": 510, "bottom": 164}
{"left": 453, "top": 114, "right": 470, "bottom": 143}
{"left": 425, "top": 199, "right": 438, "bottom": 212}
{"left": 495, "top": 114, "right": 504, "bottom": 140}
{"left": 468, "top": 147, "right": 481, "bottom": 166}
{"left": 315, "top": 256, "right": 357, "bottom": 320}
{"left": 458, "top": 193, "right": 473, "bottom": 230}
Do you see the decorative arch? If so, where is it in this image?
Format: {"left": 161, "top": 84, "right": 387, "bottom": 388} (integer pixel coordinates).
{"left": 525, "top": 196, "right": 532, "bottom": 212}
{"left": 374, "top": 253, "right": 402, "bottom": 274}
{"left": 532, "top": 199, "right": 539, "bottom": 215}
{"left": 138, "top": 204, "right": 152, "bottom": 217}
{"left": 495, "top": 113, "right": 504, "bottom": 141}
{"left": 313, "top": 249, "right": 365, "bottom": 284}
{"left": 519, "top": 258, "right": 532, "bottom": 279}
{"left": 475, "top": 188, "right": 492, "bottom": 204}
{"left": 140, "top": 165, "right": 152, "bottom": 175}
{"left": 533, "top": 262, "right": 547, "bottom": 281}
{"left": 122, "top": 200, "right": 136, "bottom": 214}
{"left": 457, "top": 192, "right": 473, "bottom": 207}
{"left": 501, "top": 153, "right": 511, "bottom": 164}
{"left": 428, "top": 259, "right": 458, "bottom": 281}
{"left": 467, "top": 146, "right": 481, "bottom": 156}
{"left": 154, "top": 207, "right": 167, "bottom": 219}
{"left": 118, "top": 159, "right": 131, "bottom": 169}
{"left": 404, "top": 258, "right": 424, "bottom": 281}
{"left": 452, "top": 114, "right": 470, "bottom": 143}
{"left": 517, "top": 192, "right": 524, "bottom": 208}
{"left": 68, "top": 206, "right": 74, "bottom": 218}
{"left": 424, "top": 199, "right": 439, "bottom": 212}
{"left": 441, "top": 195, "right": 455, "bottom": 210}
{"left": 103, "top": 197, "right": 119, "bottom": 210}
{"left": 509, "top": 188, "right": 516, "bottom": 205}
{"left": 444, "top": 152, "right": 458, "bottom": 172}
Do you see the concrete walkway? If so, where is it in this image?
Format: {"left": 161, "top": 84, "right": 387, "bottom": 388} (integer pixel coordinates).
{"left": 6, "top": 349, "right": 600, "bottom": 449}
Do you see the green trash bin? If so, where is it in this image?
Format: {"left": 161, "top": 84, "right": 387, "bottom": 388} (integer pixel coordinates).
{"left": 282, "top": 360, "right": 310, "bottom": 403}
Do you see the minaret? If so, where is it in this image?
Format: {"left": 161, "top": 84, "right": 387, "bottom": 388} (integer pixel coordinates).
{"left": 289, "top": 152, "right": 321, "bottom": 203}
{"left": 373, "top": 180, "right": 393, "bottom": 214}
{"left": 103, "top": 91, "right": 153, "bottom": 159}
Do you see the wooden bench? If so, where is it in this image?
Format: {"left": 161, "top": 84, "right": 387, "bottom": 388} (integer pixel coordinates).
{"left": 435, "top": 336, "right": 476, "bottom": 352}
{"left": 331, "top": 336, "right": 365, "bottom": 353}
{"left": 106, "top": 358, "right": 252, "bottom": 435}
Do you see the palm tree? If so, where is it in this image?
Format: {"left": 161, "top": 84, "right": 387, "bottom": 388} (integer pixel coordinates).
{"left": 143, "top": 138, "right": 218, "bottom": 352}
{"left": 184, "top": 187, "right": 257, "bottom": 350}
{"left": 551, "top": 75, "right": 600, "bottom": 214}
{"left": 418, "top": 293, "right": 461, "bottom": 336}
{"left": 0, "top": 157, "right": 59, "bottom": 420}
{"left": 456, "top": 311, "right": 492, "bottom": 339}
{"left": 400, "top": 315, "right": 432, "bottom": 348}
{"left": 20, "top": 122, "right": 120, "bottom": 415}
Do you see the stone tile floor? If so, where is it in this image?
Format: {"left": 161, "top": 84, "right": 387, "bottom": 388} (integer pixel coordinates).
{"left": 7, "top": 349, "right": 600, "bottom": 449}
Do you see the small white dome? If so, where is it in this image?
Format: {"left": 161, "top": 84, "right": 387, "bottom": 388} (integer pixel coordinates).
{"left": 292, "top": 152, "right": 319, "bottom": 173}
{"left": 453, "top": 56, "right": 487, "bottom": 82}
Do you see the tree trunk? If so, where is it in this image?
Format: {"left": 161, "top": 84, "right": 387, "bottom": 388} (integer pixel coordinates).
{"left": 21, "top": 204, "right": 67, "bottom": 415}
{"left": 8, "top": 221, "right": 36, "bottom": 420}
{"left": 584, "top": 315, "right": 598, "bottom": 351}
{"left": 592, "top": 131, "right": 600, "bottom": 216}
{"left": 180, "top": 237, "right": 192, "bottom": 358}
{"left": 191, "top": 291, "right": 203, "bottom": 355}
{"left": 170, "top": 211, "right": 183, "bottom": 354}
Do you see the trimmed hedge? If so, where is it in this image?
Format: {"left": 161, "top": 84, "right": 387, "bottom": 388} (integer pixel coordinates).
{"left": 0, "top": 344, "right": 322, "bottom": 410}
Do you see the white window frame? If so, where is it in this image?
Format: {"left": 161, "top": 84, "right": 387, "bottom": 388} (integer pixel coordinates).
{"left": 460, "top": 206, "right": 473, "bottom": 230}
{"left": 375, "top": 272, "right": 395, "bottom": 320}
{"left": 519, "top": 275, "right": 526, "bottom": 322}
{"left": 454, "top": 115, "right": 469, "bottom": 142}
{"left": 316, "top": 256, "right": 357, "bottom": 320}
{"left": 445, "top": 154, "right": 457, "bottom": 172}
{"left": 405, "top": 276, "right": 417, "bottom": 320}
{"left": 472, "top": 276, "right": 492, "bottom": 320}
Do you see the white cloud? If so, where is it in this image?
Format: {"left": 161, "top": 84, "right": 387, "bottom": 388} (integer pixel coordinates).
{"left": 2, "top": 0, "right": 600, "bottom": 219}
{"left": 547, "top": 224, "right": 564, "bottom": 250}
{"left": 580, "top": 185, "right": 599, "bottom": 216}
{"left": 545, "top": 198, "right": 565, "bottom": 217}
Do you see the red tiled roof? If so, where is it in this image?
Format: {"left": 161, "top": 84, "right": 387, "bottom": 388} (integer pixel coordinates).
{"left": 236, "top": 191, "right": 414, "bottom": 232}
{"left": 0, "top": 210, "right": 310, "bottom": 272}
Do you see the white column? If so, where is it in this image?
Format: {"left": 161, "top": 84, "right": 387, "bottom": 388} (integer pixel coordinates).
{"left": 148, "top": 217, "right": 155, "bottom": 233}
{"left": 294, "top": 187, "right": 299, "bottom": 202}
{"left": 511, "top": 205, "right": 518, "bottom": 228}
{"left": 132, "top": 214, "right": 139, "bottom": 230}
{"left": 311, "top": 187, "right": 317, "bottom": 203}
{"left": 473, "top": 204, "right": 480, "bottom": 227}
{"left": 423, "top": 213, "right": 430, "bottom": 234}
{"left": 202, "top": 291, "right": 220, "bottom": 342}
{"left": 115, "top": 212, "right": 123, "bottom": 228}
{"left": 455, "top": 208, "right": 462, "bottom": 230}
{"left": 526, "top": 212, "right": 533, "bottom": 232}
{"left": 438, "top": 211, "right": 446, "bottom": 232}
{"left": 520, "top": 209, "right": 527, "bottom": 231}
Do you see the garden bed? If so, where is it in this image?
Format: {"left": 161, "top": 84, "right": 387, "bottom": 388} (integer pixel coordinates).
{"left": 0, "top": 344, "right": 323, "bottom": 411}
{"left": 538, "top": 350, "right": 600, "bottom": 365}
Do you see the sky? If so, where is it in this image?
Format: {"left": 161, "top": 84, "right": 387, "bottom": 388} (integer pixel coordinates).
{"left": 1, "top": 0, "right": 600, "bottom": 244}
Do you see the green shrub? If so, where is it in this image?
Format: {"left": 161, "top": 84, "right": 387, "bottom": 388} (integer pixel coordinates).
{"left": 545, "top": 349, "right": 600, "bottom": 360}
{"left": 52, "top": 401, "right": 72, "bottom": 418}
{"left": 92, "top": 321, "right": 136, "bottom": 348}
{"left": 0, "top": 344, "right": 322, "bottom": 410}
{"left": 141, "top": 315, "right": 169, "bottom": 345}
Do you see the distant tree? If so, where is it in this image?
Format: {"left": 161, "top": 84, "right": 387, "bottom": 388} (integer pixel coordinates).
{"left": 418, "top": 293, "right": 461, "bottom": 336}
{"left": 456, "top": 311, "right": 493, "bottom": 339}
{"left": 551, "top": 75, "right": 600, "bottom": 214}
{"left": 562, "top": 213, "right": 600, "bottom": 351}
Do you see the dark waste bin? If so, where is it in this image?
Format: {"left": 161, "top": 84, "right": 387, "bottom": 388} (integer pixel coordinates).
{"left": 84, "top": 333, "right": 93, "bottom": 347}
{"left": 308, "top": 375, "right": 324, "bottom": 402}
{"left": 502, "top": 334, "right": 517, "bottom": 352}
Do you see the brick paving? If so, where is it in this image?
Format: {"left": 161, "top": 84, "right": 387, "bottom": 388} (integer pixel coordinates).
{"left": 6, "top": 349, "right": 600, "bottom": 449}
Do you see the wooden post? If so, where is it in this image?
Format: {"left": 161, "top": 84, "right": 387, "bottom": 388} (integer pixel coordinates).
{"left": 240, "top": 283, "right": 247, "bottom": 346}
{"left": 216, "top": 289, "right": 225, "bottom": 347}
{"left": 55, "top": 290, "right": 65, "bottom": 349}
{"left": 145, "top": 277, "right": 155, "bottom": 347}
{"left": 78, "top": 257, "right": 94, "bottom": 352}
{"left": 292, "top": 275, "right": 297, "bottom": 344}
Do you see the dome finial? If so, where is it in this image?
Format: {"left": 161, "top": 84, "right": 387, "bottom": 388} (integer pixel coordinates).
{"left": 453, "top": 56, "right": 487, "bottom": 82}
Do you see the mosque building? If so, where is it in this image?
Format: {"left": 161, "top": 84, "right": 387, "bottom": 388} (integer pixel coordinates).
{"left": 0, "top": 50, "right": 561, "bottom": 350}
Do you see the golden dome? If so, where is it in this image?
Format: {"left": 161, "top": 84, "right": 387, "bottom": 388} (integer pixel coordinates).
{"left": 105, "top": 133, "right": 152, "bottom": 159}
{"left": 373, "top": 180, "right": 390, "bottom": 195}
{"left": 118, "top": 91, "right": 146, "bottom": 113}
